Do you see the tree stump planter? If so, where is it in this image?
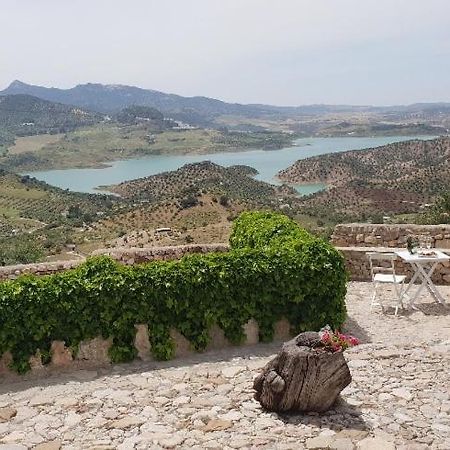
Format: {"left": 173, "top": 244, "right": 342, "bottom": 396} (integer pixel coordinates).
{"left": 253, "top": 332, "right": 352, "bottom": 413}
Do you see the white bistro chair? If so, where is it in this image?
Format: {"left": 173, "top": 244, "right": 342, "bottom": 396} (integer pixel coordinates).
{"left": 366, "top": 252, "right": 407, "bottom": 315}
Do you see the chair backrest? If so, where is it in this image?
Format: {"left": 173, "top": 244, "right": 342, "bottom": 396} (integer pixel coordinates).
{"left": 366, "top": 252, "right": 398, "bottom": 281}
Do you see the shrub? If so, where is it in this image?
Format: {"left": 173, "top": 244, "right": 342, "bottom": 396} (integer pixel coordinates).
{"left": 180, "top": 196, "right": 199, "bottom": 209}
{"left": 219, "top": 195, "right": 229, "bottom": 206}
{"left": 0, "top": 211, "right": 347, "bottom": 373}
{"left": 229, "top": 210, "right": 312, "bottom": 250}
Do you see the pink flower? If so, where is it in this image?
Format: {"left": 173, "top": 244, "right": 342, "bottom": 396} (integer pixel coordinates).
{"left": 317, "top": 327, "right": 359, "bottom": 353}
{"left": 331, "top": 343, "right": 342, "bottom": 352}
{"left": 321, "top": 330, "right": 331, "bottom": 343}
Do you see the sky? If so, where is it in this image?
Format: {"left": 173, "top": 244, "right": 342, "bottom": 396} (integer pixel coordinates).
{"left": 1, "top": 0, "right": 449, "bottom": 106}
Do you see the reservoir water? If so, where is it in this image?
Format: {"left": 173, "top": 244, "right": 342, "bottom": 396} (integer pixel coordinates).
{"left": 28, "top": 136, "right": 434, "bottom": 195}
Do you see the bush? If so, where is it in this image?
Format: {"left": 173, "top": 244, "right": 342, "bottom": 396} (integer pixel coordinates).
{"left": 180, "top": 196, "right": 199, "bottom": 209}
{"left": 229, "top": 210, "right": 312, "bottom": 250}
{"left": 0, "top": 211, "right": 347, "bottom": 373}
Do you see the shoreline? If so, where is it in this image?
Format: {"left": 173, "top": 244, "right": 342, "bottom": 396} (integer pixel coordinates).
{"left": 12, "top": 141, "right": 299, "bottom": 173}
{"left": 18, "top": 135, "right": 435, "bottom": 196}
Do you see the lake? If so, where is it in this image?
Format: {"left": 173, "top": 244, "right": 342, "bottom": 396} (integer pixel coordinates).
{"left": 27, "top": 136, "right": 434, "bottom": 195}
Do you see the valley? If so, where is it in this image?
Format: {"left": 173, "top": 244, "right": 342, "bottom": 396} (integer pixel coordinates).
{"left": 0, "top": 125, "right": 293, "bottom": 172}
{"left": 0, "top": 80, "right": 449, "bottom": 265}
{"left": 0, "top": 94, "right": 294, "bottom": 172}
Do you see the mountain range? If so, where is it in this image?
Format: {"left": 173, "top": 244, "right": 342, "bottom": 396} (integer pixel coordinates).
{"left": 3, "top": 80, "right": 450, "bottom": 126}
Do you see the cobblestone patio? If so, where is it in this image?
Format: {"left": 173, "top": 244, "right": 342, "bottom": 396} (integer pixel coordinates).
{"left": 0, "top": 282, "right": 449, "bottom": 449}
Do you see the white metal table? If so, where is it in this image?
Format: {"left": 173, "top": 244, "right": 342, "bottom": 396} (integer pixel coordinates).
{"left": 395, "top": 250, "right": 449, "bottom": 308}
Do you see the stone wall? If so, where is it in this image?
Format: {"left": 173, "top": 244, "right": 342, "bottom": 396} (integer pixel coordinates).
{"left": 0, "top": 242, "right": 297, "bottom": 380}
{"left": 337, "top": 246, "right": 450, "bottom": 284}
{"left": 0, "top": 319, "right": 291, "bottom": 381}
{"left": 332, "top": 224, "right": 450, "bottom": 283}
{"left": 332, "top": 223, "right": 450, "bottom": 249}
{"left": 0, "top": 243, "right": 230, "bottom": 281}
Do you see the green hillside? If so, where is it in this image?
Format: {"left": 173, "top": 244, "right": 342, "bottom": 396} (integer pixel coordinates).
{"left": 279, "top": 137, "right": 450, "bottom": 222}
{"left": 0, "top": 94, "right": 101, "bottom": 133}
{"left": 0, "top": 170, "right": 121, "bottom": 265}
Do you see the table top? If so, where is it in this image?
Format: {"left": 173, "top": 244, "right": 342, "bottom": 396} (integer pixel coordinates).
{"left": 395, "top": 249, "right": 450, "bottom": 263}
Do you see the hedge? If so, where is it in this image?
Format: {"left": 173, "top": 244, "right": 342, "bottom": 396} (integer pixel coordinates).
{"left": 0, "top": 212, "right": 347, "bottom": 373}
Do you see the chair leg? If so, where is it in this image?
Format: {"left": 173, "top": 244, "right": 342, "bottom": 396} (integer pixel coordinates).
{"left": 370, "top": 291, "right": 376, "bottom": 311}
{"left": 371, "top": 283, "right": 383, "bottom": 313}
{"left": 393, "top": 282, "right": 403, "bottom": 314}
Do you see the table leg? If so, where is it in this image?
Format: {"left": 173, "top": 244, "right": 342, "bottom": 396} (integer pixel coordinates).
{"left": 416, "top": 262, "right": 447, "bottom": 304}
{"left": 402, "top": 266, "right": 421, "bottom": 299}
{"left": 407, "top": 263, "right": 427, "bottom": 309}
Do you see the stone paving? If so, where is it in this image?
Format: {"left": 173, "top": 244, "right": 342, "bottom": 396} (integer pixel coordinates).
{"left": 0, "top": 281, "right": 449, "bottom": 449}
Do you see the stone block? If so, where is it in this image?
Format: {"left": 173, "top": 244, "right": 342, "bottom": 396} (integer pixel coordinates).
{"left": 0, "top": 352, "right": 13, "bottom": 376}
{"left": 170, "top": 329, "right": 192, "bottom": 358}
{"left": 134, "top": 324, "right": 152, "bottom": 361}
{"left": 244, "top": 319, "right": 259, "bottom": 345}
{"left": 51, "top": 341, "right": 73, "bottom": 366}
{"left": 274, "top": 318, "right": 292, "bottom": 341}
{"left": 206, "top": 324, "right": 230, "bottom": 350}
{"left": 77, "top": 337, "right": 112, "bottom": 364}
{"left": 364, "top": 236, "right": 378, "bottom": 245}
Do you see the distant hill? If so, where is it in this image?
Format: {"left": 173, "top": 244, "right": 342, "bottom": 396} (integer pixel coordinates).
{"left": 1, "top": 80, "right": 277, "bottom": 124}
{"left": 279, "top": 137, "right": 450, "bottom": 222}
{"left": 0, "top": 94, "right": 101, "bottom": 137}
{"left": 102, "top": 161, "right": 297, "bottom": 207}
{"left": 0, "top": 80, "right": 435, "bottom": 122}
{"left": 3, "top": 80, "right": 450, "bottom": 133}
{"left": 279, "top": 137, "right": 450, "bottom": 193}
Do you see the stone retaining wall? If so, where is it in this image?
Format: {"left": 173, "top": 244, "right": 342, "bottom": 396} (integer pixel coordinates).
{"left": 0, "top": 244, "right": 230, "bottom": 281}
{"left": 338, "top": 246, "right": 450, "bottom": 284}
{"left": 0, "top": 319, "right": 291, "bottom": 381}
{"left": 0, "top": 242, "right": 284, "bottom": 380}
{"left": 332, "top": 223, "right": 450, "bottom": 248}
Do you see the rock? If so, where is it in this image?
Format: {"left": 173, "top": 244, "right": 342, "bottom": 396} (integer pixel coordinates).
{"left": 357, "top": 437, "right": 395, "bottom": 450}
{"left": 393, "top": 411, "right": 412, "bottom": 423}
{"left": 306, "top": 436, "right": 334, "bottom": 449}
{"left": 330, "top": 438, "right": 355, "bottom": 450}
{"left": 34, "top": 442, "right": 62, "bottom": 450}
{"left": 172, "top": 395, "right": 190, "bottom": 406}
{"left": 0, "top": 431, "right": 27, "bottom": 444}
{"left": 218, "top": 411, "right": 243, "bottom": 421}
{"left": 334, "top": 430, "right": 368, "bottom": 441}
{"left": 29, "top": 395, "right": 54, "bottom": 407}
{"left": 254, "top": 417, "right": 279, "bottom": 430}
{"left": 347, "top": 360, "right": 367, "bottom": 369}
{"left": 202, "top": 419, "right": 233, "bottom": 432}
{"left": 392, "top": 388, "right": 413, "bottom": 401}
{"left": 432, "top": 422, "right": 450, "bottom": 434}
{"left": 0, "top": 408, "right": 16, "bottom": 422}
{"left": 229, "top": 438, "right": 251, "bottom": 449}
{"left": 107, "top": 416, "right": 145, "bottom": 430}
{"left": 158, "top": 434, "right": 186, "bottom": 448}
{"left": 221, "top": 366, "right": 245, "bottom": 378}
{"left": 64, "top": 411, "right": 82, "bottom": 427}
{"left": 397, "top": 444, "right": 429, "bottom": 450}
{"left": 0, "top": 445, "right": 27, "bottom": 450}
{"left": 13, "top": 406, "right": 37, "bottom": 422}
